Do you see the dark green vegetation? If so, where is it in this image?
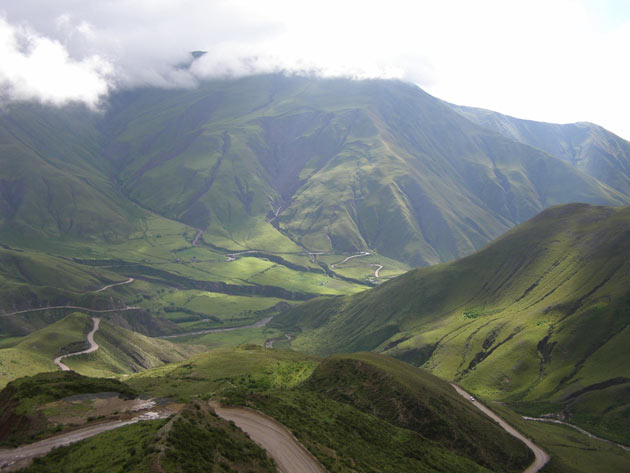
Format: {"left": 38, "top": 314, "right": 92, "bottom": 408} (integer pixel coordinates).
{"left": 19, "top": 420, "right": 165, "bottom": 473}
{"left": 0, "top": 371, "right": 136, "bottom": 446}
{"left": 131, "top": 346, "right": 532, "bottom": 473}
{"left": 274, "top": 204, "right": 630, "bottom": 445}
{"left": 18, "top": 404, "right": 278, "bottom": 473}
{"left": 159, "top": 402, "right": 277, "bottom": 473}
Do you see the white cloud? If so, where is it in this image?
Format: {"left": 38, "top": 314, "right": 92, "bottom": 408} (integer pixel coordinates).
{"left": 0, "top": 0, "right": 629, "bottom": 139}
{"left": 0, "top": 16, "right": 111, "bottom": 108}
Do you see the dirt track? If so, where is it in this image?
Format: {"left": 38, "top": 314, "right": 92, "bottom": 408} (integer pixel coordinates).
{"left": 212, "top": 404, "right": 328, "bottom": 473}
{"left": 451, "top": 384, "right": 550, "bottom": 473}
{"left": 94, "top": 277, "right": 134, "bottom": 292}
{"left": 53, "top": 317, "right": 101, "bottom": 371}
{"left": 0, "top": 414, "right": 163, "bottom": 472}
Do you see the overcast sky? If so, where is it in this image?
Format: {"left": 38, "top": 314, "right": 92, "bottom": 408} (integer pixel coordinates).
{"left": 1, "top": 0, "right": 629, "bottom": 139}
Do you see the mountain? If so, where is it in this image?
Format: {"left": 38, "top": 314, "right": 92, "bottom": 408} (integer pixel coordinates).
{"left": 272, "top": 203, "right": 630, "bottom": 444}
{"left": 449, "top": 104, "right": 630, "bottom": 197}
{"left": 0, "top": 104, "right": 146, "bottom": 242}
{"left": 102, "top": 75, "right": 628, "bottom": 265}
{"left": 1, "top": 75, "right": 628, "bottom": 269}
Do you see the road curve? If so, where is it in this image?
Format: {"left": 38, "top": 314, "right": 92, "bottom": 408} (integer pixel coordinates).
{"left": 374, "top": 264, "right": 383, "bottom": 278}
{"left": 523, "top": 416, "right": 630, "bottom": 451}
{"left": 94, "top": 277, "right": 134, "bottom": 293}
{"left": 54, "top": 317, "right": 101, "bottom": 371}
{"left": 0, "top": 304, "right": 139, "bottom": 318}
{"left": 212, "top": 403, "right": 328, "bottom": 473}
{"left": 451, "top": 384, "right": 550, "bottom": 473}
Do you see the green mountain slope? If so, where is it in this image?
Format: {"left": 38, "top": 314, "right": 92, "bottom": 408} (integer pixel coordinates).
{"left": 0, "top": 103, "right": 146, "bottom": 242}
{"left": 2, "top": 75, "right": 628, "bottom": 268}
{"left": 273, "top": 203, "right": 630, "bottom": 443}
{"left": 450, "top": 103, "right": 630, "bottom": 197}
{"left": 103, "top": 75, "right": 628, "bottom": 265}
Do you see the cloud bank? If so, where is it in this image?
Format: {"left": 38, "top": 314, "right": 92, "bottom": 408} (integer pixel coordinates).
{"left": 0, "top": 0, "right": 629, "bottom": 138}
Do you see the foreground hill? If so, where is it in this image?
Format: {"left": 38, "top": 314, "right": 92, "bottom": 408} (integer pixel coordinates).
{"left": 273, "top": 203, "right": 630, "bottom": 443}
{"left": 0, "top": 372, "right": 277, "bottom": 472}
{"left": 129, "top": 346, "right": 531, "bottom": 472}
{"left": 0, "top": 313, "right": 202, "bottom": 387}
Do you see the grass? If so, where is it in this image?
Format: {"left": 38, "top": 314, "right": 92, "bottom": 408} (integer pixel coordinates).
{"left": 126, "top": 344, "right": 319, "bottom": 401}
{"left": 0, "top": 371, "right": 137, "bottom": 446}
{"left": 63, "top": 319, "right": 204, "bottom": 378}
{"left": 20, "top": 420, "right": 165, "bottom": 473}
{"left": 17, "top": 403, "right": 278, "bottom": 473}
{"left": 160, "top": 402, "right": 277, "bottom": 473}
{"left": 0, "top": 313, "right": 203, "bottom": 386}
{"left": 487, "top": 400, "right": 630, "bottom": 473}
{"left": 128, "top": 347, "right": 531, "bottom": 472}
{"left": 12, "top": 312, "right": 91, "bottom": 359}
{"left": 273, "top": 204, "right": 630, "bottom": 444}
{"left": 165, "top": 325, "right": 284, "bottom": 350}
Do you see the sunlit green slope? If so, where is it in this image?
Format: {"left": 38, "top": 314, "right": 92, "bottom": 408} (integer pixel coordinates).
{"left": 274, "top": 203, "right": 630, "bottom": 443}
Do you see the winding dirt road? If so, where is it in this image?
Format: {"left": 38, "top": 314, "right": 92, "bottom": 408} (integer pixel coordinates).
{"left": 0, "top": 411, "right": 169, "bottom": 471}
{"left": 373, "top": 264, "right": 383, "bottom": 278}
{"left": 212, "top": 404, "right": 328, "bottom": 473}
{"left": 94, "top": 277, "right": 134, "bottom": 293}
{"left": 54, "top": 317, "right": 101, "bottom": 371}
{"left": 451, "top": 384, "right": 550, "bottom": 473}
{"left": 330, "top": 251, "right": 370, "bottom": 268}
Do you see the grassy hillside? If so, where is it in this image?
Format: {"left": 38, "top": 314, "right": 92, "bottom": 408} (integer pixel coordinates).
{"left": 296, "top": 352, "right": 532, "bottom": 472}
{"left": 273, "top": 204, "right": 630, "bottom": 443}
{"left": 129, "top": 346, "right": 531, "bottom": 473}
{"left": 0, "top": 313, "right": 203, "bottom": 387}
{"left": 63, "top": 318, "right": 205, "bottom": 377}
{"left": 17, "top": 402, "right": 277, "bottom": 473}
{"left": 0, "top": 103, "right": 146, "bottom": 242}
{"left": 450, "top": 103, "right": 630, "bottom": 197}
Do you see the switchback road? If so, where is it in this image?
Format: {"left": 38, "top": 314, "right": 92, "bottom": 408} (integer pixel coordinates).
{"left": 54, "top": 317, "right": 101, "bottom": 371}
